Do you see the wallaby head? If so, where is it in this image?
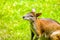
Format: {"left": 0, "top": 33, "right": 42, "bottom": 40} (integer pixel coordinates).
{"left": 23, "top": 9, "right": 41, "bottom": 22}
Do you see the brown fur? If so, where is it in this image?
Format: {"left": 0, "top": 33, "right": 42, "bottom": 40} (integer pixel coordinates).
{"left": 35, "top": 18, "right": 60, "bottom": 37}
{"left": 50, "top": 30, "right": 60, "bottom": 40}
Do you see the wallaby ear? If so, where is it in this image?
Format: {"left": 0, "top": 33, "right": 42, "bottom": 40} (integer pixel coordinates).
{"left": 36, "top": 13, "right": 42, "bottom": 17}
{"left": 32, "top": 8, "right": 35, "bottom": 12}
{"left": 31, "top": 9, "right": 36, "bottom": 15}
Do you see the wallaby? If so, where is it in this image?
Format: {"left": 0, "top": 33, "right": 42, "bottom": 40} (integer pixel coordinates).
{"left": 23, "top": 9, "right": 60, "bottom": 40}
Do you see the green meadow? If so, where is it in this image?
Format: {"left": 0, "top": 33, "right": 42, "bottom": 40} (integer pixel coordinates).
{"left": 0, "top": 0, "right": 60, "bottom": 40}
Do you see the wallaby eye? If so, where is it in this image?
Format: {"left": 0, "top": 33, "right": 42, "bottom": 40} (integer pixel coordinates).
{"left": 30, "top": 16, "right": 33, "bottom": 17}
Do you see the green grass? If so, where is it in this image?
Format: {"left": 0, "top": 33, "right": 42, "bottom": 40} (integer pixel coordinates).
{"left": 0, "top": 0, "right": 60, "bottom": 40}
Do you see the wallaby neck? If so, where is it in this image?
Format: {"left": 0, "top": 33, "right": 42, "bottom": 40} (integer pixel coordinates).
{"left": 30, "top": 18, "right": 38, "bottom": 34}
{"left": 30, "top": 18, "right": 38, "bottom": 28}
{"left": 30, "top": 18, "right": 37, "bottom": 23}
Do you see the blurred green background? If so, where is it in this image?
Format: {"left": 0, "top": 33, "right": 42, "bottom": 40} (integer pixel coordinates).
{"left": 0, "top": 0, "right": 60, "bottom": 40}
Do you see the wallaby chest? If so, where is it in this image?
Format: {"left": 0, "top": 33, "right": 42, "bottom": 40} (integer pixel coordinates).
{"left": 30, "top": 22, "right": 37, "bottom": 34}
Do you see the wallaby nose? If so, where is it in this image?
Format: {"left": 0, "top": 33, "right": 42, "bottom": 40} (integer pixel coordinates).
{"left": 23, "top": 16, "right": 25, "bottom": 19}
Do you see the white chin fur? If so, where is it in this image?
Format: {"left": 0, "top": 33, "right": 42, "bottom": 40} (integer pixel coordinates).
{"left": 24, "top": 18, "right": 29, "bottom": 20}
